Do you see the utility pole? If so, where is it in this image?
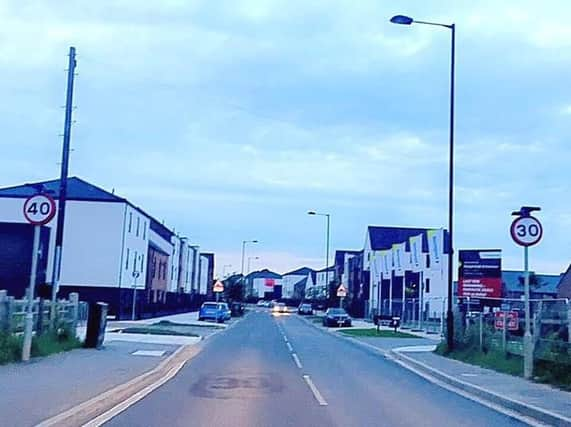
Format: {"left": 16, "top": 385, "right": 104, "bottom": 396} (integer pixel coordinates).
{"left": 50, "top": 47, "right": 77, "bottom": 327}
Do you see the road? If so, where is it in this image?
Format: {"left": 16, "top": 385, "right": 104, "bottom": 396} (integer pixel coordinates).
{"left": 104, "top": 311, "right": 526, "bottom": 427}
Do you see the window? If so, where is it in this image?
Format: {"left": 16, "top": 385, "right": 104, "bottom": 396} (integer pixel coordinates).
{"left": 425, "top": 278, "right": 430, "bottom": 293}
{"left": 140, "top": 254, "right": 144, "bottom": 272}
{"left": 126, "top": 248, "right": 130, "bottom": 270}
{"left": 143, "top": 222, "right": 146, "bottom": 240}
{"left": 136, "top": 217, "right": 140, "bottom": 237}
{"left": 134, "top": 251, "right": 137, "bottom": 272}
{"left": 128, "top": 212, "right": 132, "bottom": 233}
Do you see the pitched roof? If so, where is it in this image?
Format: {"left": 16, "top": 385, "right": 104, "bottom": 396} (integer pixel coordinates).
{"left": 334, "top": 250, "right": 361, "bottom": 267}
{"left": 0, "top": 177, "right": 125, "bottom": 202}
{"left": 367, "top": 226, "right": 450, "bottom": 253}
{"left": 316, "top": 266, "right": 335, "bottom": 273}
{"left": 283, "top": 267, "right": 315, "bottom": 277}
{"left": 246, "top": 269, "right": 282, "bottom": 279}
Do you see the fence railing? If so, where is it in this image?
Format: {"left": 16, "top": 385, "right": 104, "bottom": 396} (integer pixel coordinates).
{"left": 0, "top": 290, "right": 88, "bottom": 336}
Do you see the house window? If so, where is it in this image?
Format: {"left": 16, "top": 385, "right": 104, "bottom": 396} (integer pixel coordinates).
{"left": 128, "top": 212, "right": 133, "bottom": 233}
{"left": 140, "top": 255, "right": 144, "bottom": 272}
{"left": 425, "top": 278, "right": 430, "bottom": 293}
{"left": 126, "top": 248, "right": 130, "bottom": 270}
{"left": 142, "top": 222, "right": 146, "bottom": 240}
{"left": 134, "top": 251, "right": 137, "bottom": 272}
{"left": 136, "top": 217, "right": 140, "bottom": 237}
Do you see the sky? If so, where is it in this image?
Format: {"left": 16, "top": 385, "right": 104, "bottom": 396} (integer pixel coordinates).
{"left": 1, "top": 0, "right": 571, "bottom": 277}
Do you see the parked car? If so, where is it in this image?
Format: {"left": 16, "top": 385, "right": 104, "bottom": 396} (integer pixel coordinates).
{"left": 198, "top": 302, "right": 226, "bottom": 323}
{"left": 297, "top": 303, "right": 314, "bottom": 315}
{"left": 220, "top": 302, "right": 231, "bottom": 320}
{"left": 231, "top": 302, "right": 245, "bottom": 316}
{"left": 323, "top": 308, "right": 352, "bottom": 327}
{"left": 257, "top": 300, "right": 266, "bottom": 307}
{"left": 272, "top": 302, "right": 288, "bottom": 314}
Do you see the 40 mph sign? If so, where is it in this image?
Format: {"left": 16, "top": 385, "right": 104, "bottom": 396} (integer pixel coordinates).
{"left": 23, "top": 194, "right": 56, "bottom": 225}
{"left": 510, "top": 216, "right": 543, "bottom": 247}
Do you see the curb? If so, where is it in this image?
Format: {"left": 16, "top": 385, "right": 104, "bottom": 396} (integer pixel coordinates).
{"left": 297, "top": 314, "right": 570, "bottom": 427}
{"left": 390, "top": 350, "right": 571, "bottom": 427}
{"left": 37, "top": 314, "right": 248, "bottom": 427}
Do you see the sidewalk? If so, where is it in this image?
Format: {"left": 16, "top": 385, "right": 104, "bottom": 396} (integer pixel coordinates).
{"left": 399, "top": 351, "right": 571, "bottom": 426}
{"left": 0, "top": 340, "right": 179, "bottom": 427}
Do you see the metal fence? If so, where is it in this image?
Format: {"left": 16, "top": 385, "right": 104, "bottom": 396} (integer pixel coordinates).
{"left": 458, "top": 299, "right": 570, "bottom": 365}
{"left": 0, "top": 290, "right": 88, "bottom": 336}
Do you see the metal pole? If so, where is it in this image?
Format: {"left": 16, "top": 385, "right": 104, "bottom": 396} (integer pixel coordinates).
{"left": 502, "top": 310, "right": 507, "bottom": 353}
{"left": 131, "top": 273, "right": 137, "bottom": 321}
{"left": 22, "top": 225, "right": 41, "bottom": 361}
{"left": 418, "top": 272, "right": 424, "bottom": 330}
{"left": 523, "top": 245, "right": 533, "bottom": 379}
{"left": 325, "top": 214, "right": 330, "bottom": 297}
{"left": 479, "top": 312, "right": 483, "bottom": 352}
{"left": 388, "top": 272, "right": 393, "bottom": 315}
{"left": 446, "top": 24, "right": 456, "bottom": 351}
{"left": 51, "top": 47, "right": 77, "bottom": 327}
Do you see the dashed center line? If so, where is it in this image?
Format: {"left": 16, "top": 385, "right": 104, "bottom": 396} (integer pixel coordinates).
{"left": 292, "top": 353, "right": 303, "bottom": 369}
{"left": 286, "top": 342, "right": 293, "bottom": 352}
{"left": 303, "top": 375, "right": 328, "bottom": 406}
{"left": 283, "top": 335, "right": 288, "bottom": 343}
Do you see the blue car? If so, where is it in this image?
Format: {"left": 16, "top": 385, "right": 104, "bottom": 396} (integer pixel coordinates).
{"left": 198, "top": 302, "right": 226, "bottom": 323}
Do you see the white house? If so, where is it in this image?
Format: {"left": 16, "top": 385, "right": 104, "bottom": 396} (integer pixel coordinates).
{"left": 364, "top": 226, "right": 449, "bottom": 318}
{"left": 281, "top": 267, "right": 315, "bottom": 300}
{"left": 0, "top": 177, "right": 210, "bottom": 318}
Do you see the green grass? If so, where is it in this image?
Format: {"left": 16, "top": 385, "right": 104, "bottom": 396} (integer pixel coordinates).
{"left": 122, "top": 325, "right": 199, "bottom": 337}
{"left": 0, "top": 328, "right": 82, "bottom": 365}
{"left": 436, "top": 343, "right": 524, "bottom": 376}
{"left": 340, "top": 328, "right": 419, "bottom": 338}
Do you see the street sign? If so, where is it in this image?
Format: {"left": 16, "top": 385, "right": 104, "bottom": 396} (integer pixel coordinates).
{"left": 336, "top": 284, "right": 347, "bottom": 298}
{"left": 213, "top": 280, "right": 224, "bottom": 293}
{"left": 23, "top": 194, "right": 56, "bottom": 225}
{"left": 510, "top": 216, "right": 543, "bottom": 247}
{"left": 494, "top": 311, "right": 519, "bottom": 331}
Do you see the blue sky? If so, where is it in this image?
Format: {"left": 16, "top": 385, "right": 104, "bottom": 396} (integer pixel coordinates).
{"left": 1, "top": 1, "right": 570, "bottom": 276}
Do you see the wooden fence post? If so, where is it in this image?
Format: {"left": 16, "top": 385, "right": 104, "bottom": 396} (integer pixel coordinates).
{"left": 69, "top": 293, "right": 79, "bottom": 334}
{"left": 6, "top": 296, "right": 14, "bottom": 334}
{"left": 0, "top": 290, "right": 7, "bottom": 333}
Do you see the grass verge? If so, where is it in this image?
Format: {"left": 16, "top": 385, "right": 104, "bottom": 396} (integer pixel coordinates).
{"left": 0, "top": 329, "right": 82, "bottom": 365}
{"left": 435, "top": 343, "right": 523, "bottom": 376}
{"left": 340, "top": 328, "right": 419, "bottom": 338}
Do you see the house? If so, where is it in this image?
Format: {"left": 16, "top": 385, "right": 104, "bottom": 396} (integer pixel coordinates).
{"left": 315, "top": 266, "right": 335, "bottom": 288}
{"left": 502, "top": 270, "right": 562, "bottom": 300}
{"left": 334, "top": 250, "right": 361, "bottom": 287}
{"left": 282, "top": 267, "right": 315, "bottom": 301}
{"left": 558, "top": 264, "right": 571, "bottom": 299}
{"left": 0, "top": 177, "right": 209, "bottom": 318}
{"left": 199, "top": 252, "right": 215, "bottom": 297}
{"left": 364, "top": 226, "right": 450, "bottom": 319}
{"left": 335, "top": 250, "right": 367, "bottom": 318}
{"left": 245, "top": 269, "right": 282, "bottom": 300}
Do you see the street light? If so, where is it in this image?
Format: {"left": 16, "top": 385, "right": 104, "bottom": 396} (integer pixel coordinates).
{"left": 308, "top": 211, "right": 331, "bottom": 293}
{"left": 390, "top": 14, "right": 456, "bottom": 350}
{"left": 241, "top": 240, "right": 259, "bottom": 297}
{"left": 247, "top": 256, "right": 260, "bottom": 274}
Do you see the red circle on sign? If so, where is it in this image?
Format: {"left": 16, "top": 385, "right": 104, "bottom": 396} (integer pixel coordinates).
{"left": 23, "top": 194, "right": 56, "bottom": 225}
{"left": 510, "top": 216, "right": 543, "bottom": 247}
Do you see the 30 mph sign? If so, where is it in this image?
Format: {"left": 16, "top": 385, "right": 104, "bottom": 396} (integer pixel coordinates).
{"left": 510, "top": 216, "right": 543, "bottom": 247}
{"left": 23, "top": 194, "right": 56, "bottom": 225}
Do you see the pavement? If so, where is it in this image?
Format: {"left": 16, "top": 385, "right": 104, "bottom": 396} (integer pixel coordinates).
{"left": 104, "top": 311, "right": 529, "bottom": 427}
{"left": 0, "top": 341, "right": 179, "bottom": 427}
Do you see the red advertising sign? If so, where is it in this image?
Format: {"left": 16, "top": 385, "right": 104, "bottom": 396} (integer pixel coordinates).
{"left": 264, "top": 278, "right": 275, "bottom": 288}
{"left": 458, "top": 250, "right": 502, "bottom": 298}
{"left": 494, "top": 311, "right": 519, "bottom": 331}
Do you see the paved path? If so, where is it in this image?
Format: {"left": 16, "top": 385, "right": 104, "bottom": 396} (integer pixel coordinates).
{"left": 0, "top": 341, "right": 178, "bottom": 427}
{"left": 105, "top": 312, "right": 526, "bottom": 427}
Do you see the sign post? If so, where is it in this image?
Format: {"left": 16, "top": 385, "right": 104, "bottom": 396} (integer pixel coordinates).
{"left": 131, "top": 270, "right": 140, "bottom": 321}
{"left": 22, "top": 194, "right": 56, "bottom": 361}
{"left": 510, "top": 206, "right": 543, "bottom": 379}
{"left": 213, "top": 280, "right": 224, "bottom": 302}
{"left": 336, "top": 284, "right": 347, "bottom": 308}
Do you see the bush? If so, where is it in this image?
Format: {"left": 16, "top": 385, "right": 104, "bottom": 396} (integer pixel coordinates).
{"left": 32, "top": 327, "right": 82, "bottom": 357}
{"left": 0, "top": 332, "right": 22, "bottom": 365}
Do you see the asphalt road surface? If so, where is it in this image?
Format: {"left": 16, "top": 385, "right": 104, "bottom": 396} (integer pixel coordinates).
{"left": 104, "top": 311, "right": 527, "bottom": 427}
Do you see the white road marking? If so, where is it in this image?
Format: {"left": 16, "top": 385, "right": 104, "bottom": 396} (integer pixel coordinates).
{"left": 131, "top": 350, "right": 166, "bottom": 357}
{"left": 283, "top": 335, "right": 288, "bottom": 343}
{"left": 82, "top": 354, "right": 190, "bottom": 426}
{"left": 292, "top": 353, "right": 303, "bottom": 369}
{"left": 392, "top": 345, "right": 437, "bottom": 353}
{"left": 286, "top": 342, "right": 293, "bottom": 352}
{"left": 461, "top": 373, "right": 479, "bottom": 377}
{"left": 303, "top": 375, "right": 327, "bottom": 406}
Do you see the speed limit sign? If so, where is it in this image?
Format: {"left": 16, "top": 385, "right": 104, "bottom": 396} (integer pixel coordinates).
{"left": 510, "top": 216, "right": 543, "bottom": 247}
{"left": 23, "top": 194, "right": 56, "bottom": 225}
